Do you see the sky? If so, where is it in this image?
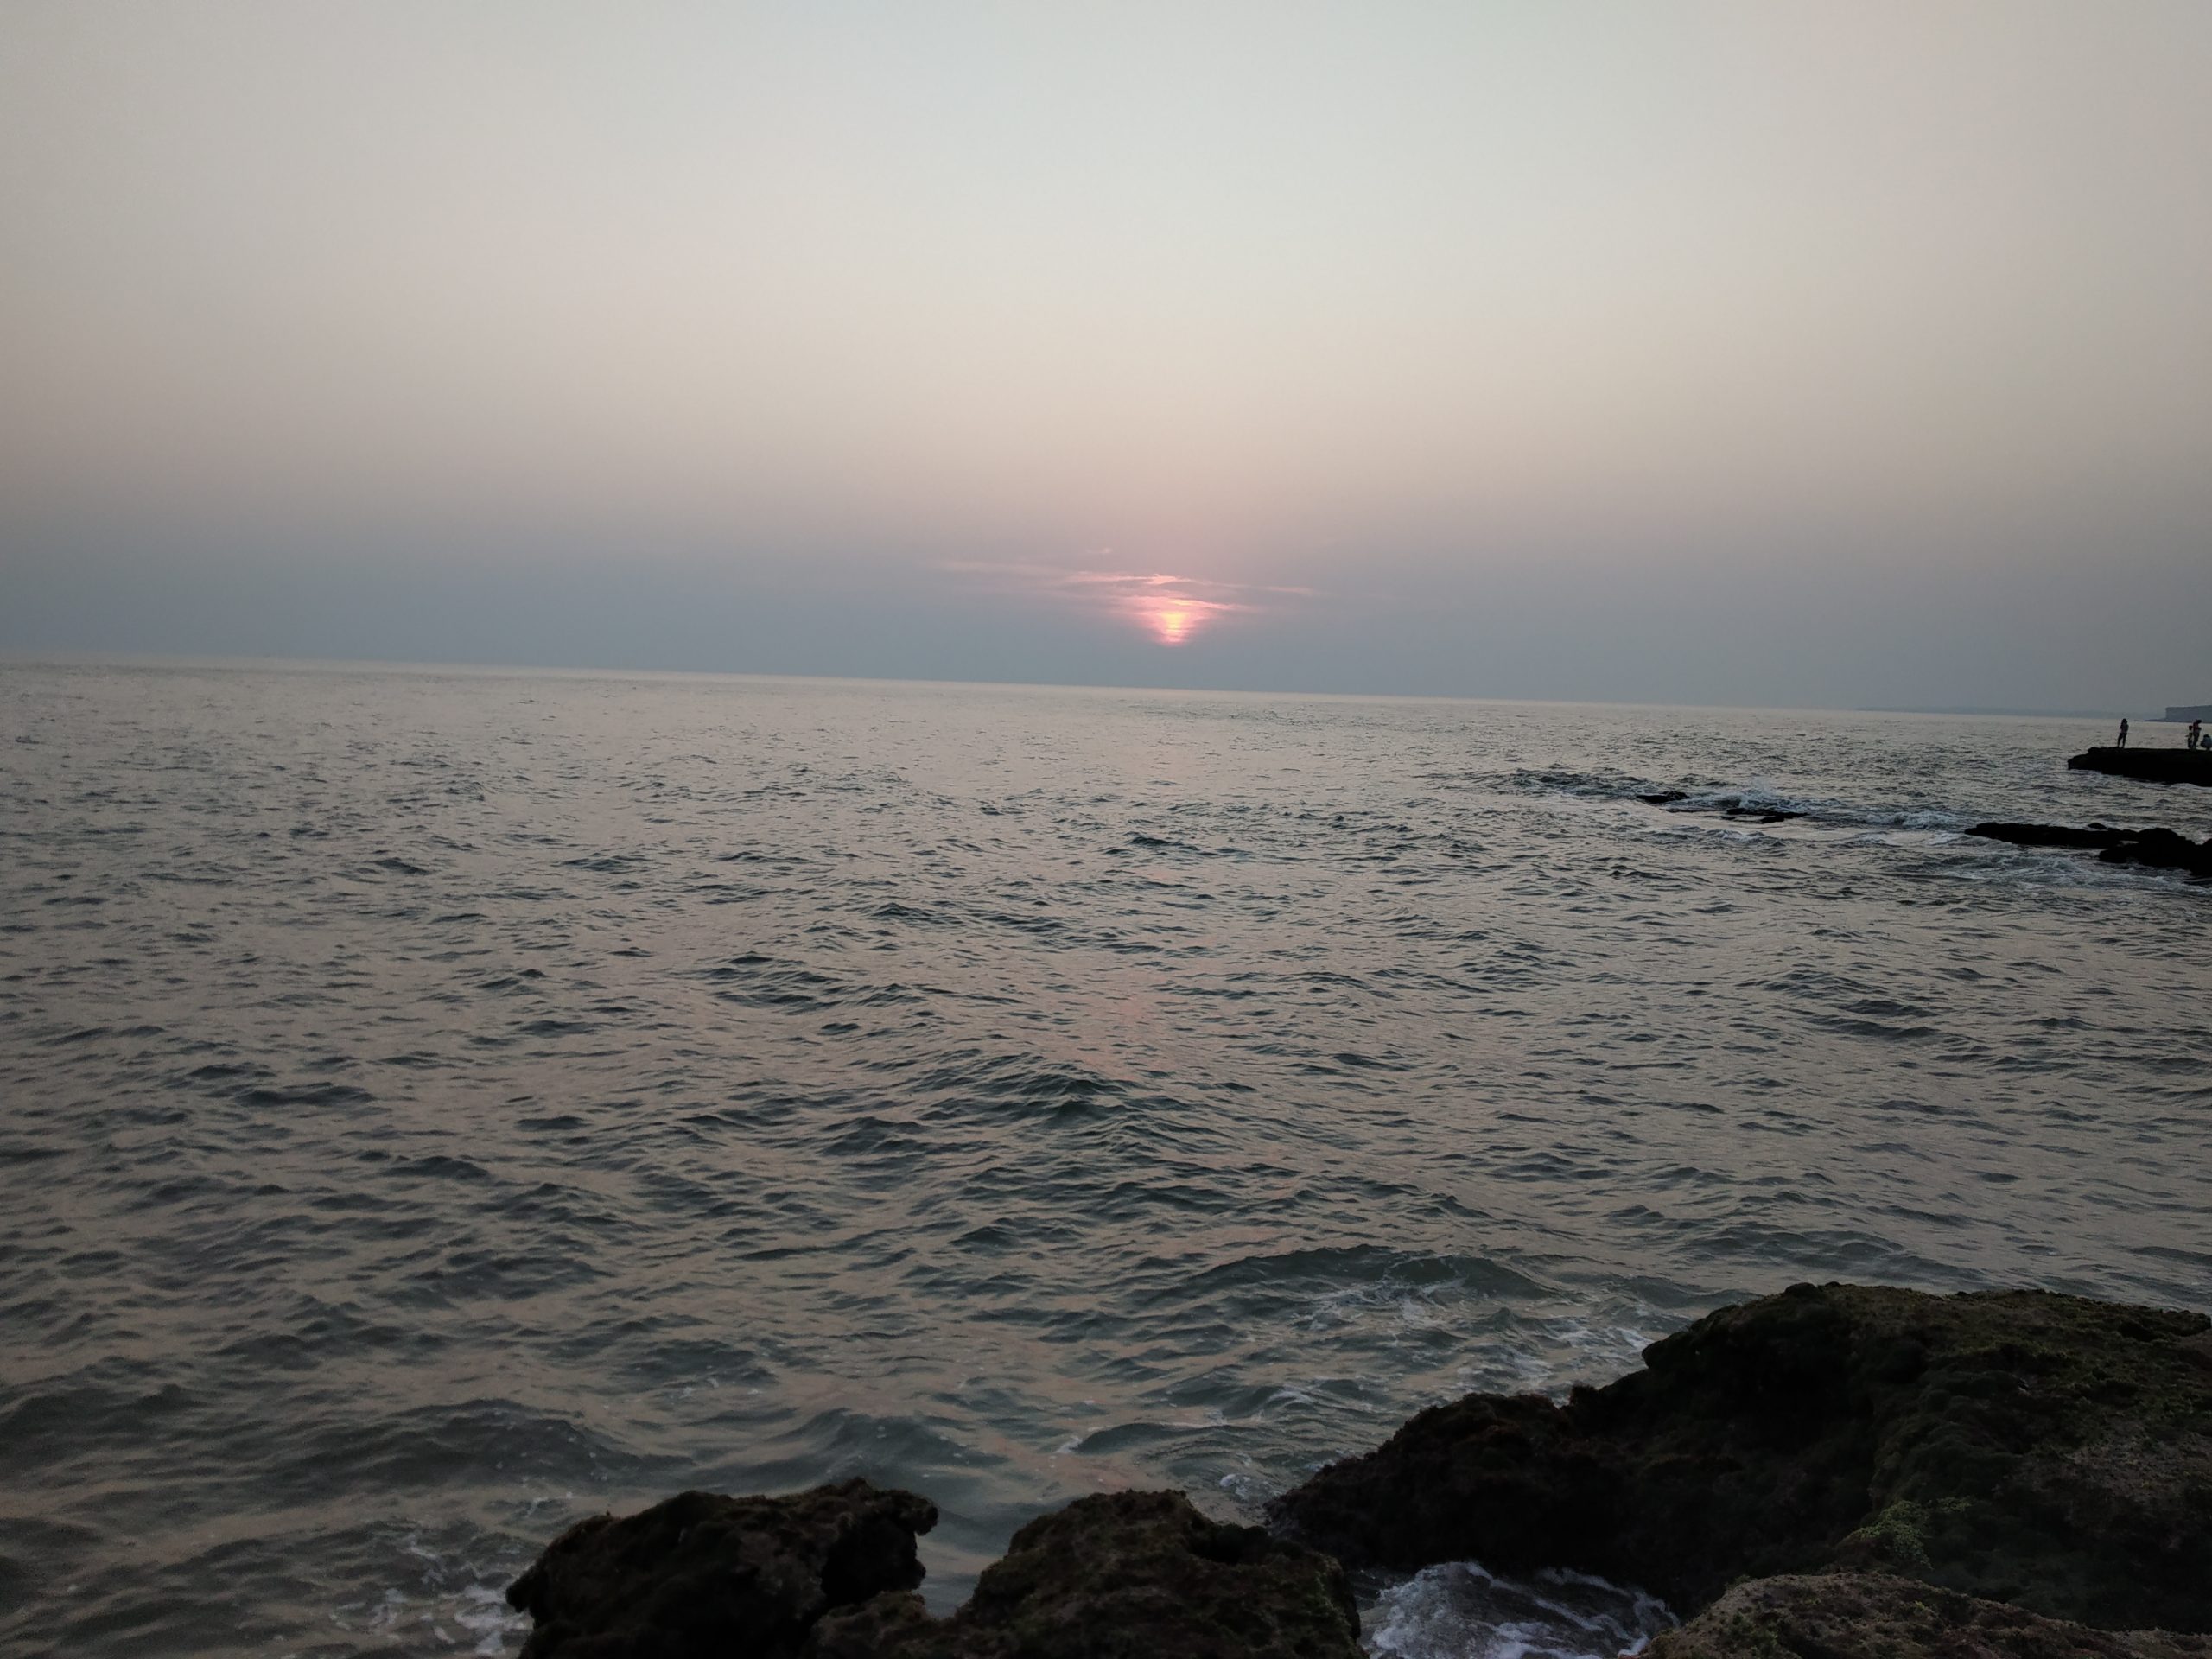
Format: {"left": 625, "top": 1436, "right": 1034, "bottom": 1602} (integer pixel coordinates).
{"left": 3, "top": 2, "right": 2207, "bottom": 709}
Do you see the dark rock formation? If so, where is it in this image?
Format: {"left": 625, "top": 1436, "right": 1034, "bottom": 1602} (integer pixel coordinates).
{"left": 812, "top": 1490, "right": 1359, "bottom": 1659}
{"left": 1647, "top": 1573, "right": 2212, "bottom": 1659}
{"left": 1634, "top": 791, "right": 1804, "bottom": 823}
{"left": 1269, "top": 1283, "right": 2212, "bottom": 1631}
{"left": 1967, "top": 822, "right": 2212, "bottom": 876}
{"left": 505, "top": 1480, "right": 937, "bottom": 1659}
{"left": 2068, "top": 747, "right": 2212, "bottom": 786}
{"left": 2098, "top": 827, "right": 2212, "bottom": 875}
{"left": 507, "top": 1484, "right": 1359, "bottom": 1659}
{"left": 1968, "top": 821, "right": 2131, "bottom": 850}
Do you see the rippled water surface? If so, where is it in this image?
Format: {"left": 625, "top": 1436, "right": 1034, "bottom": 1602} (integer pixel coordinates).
{"left": 3, "top": 663, "right": 2209, "bottom": 1656}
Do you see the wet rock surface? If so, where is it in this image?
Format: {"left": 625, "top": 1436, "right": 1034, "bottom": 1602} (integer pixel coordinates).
{"left": 506, "top": 1287, "right": 2212, "bottom": 1655}
{"left": 1968, "top": 821, "right": 2212, "bottom": 875}
{"left": 508, "top": 1484, "right": 1358, "bottom": 1659}
{"left": 1647, "top": 1573, "right": 2212, "bottom": 1659}
{"left": 812, "top": 1490, "right": 1360, "bottom": 1658}
{"left": 1633, "top": 789, "right": 1805, "bottom": 824}
{"left": 505, "top": 1480, "right": 937, "bottom": 1658}
{"left": 1270, "top": 1283, "right": 2212, "bottom": 1631}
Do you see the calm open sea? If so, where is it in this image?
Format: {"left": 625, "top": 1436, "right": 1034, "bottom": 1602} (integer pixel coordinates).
{"left": 3, "top": 663, "right": 2208, "bottom": 1656}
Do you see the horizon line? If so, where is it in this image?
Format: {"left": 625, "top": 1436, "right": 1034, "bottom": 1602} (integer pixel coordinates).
{"left": 0, "top": 646, "right": 2158, "bottom": 721}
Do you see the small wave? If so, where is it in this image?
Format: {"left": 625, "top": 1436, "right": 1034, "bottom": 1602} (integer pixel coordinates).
{"left": 562, "top": 851, "right": 645, "bottom": 874}
{"left": 1170, "top": 1245, "right": 1552, "bottom": 1310}
{"left": 872, "top": 900, "right": 954, "bottom": 925}
{"left": 1125, "top": 831, "right": 1210, "bottom": 854}
{"left": 233, "top": 1081, "right": 374, "bottom": 1109}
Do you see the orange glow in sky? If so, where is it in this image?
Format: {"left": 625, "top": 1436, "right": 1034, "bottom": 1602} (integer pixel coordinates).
{"left": 940, "top": 560, "right": 1303, "bottom": 647}
{"left": 1137, "top": 600, "right": 1196, "bottom": 645}
{"left": 1123, "top": 582, "right": 1235, "bottom": 646}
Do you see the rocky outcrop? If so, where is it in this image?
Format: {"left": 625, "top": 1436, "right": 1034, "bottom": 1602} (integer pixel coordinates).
{"left": 1967, "top": 822, "right": 2212, "bottom": 876}
{"left": 812, "top": 1490, "right": 1359, "bottom": 1659}
{"left": 1646, "top": 1573, "right": 2212, "bottom": 1659}
{"left": 508, "top": 1287, "right": 2212, "bottom": 1656}
{"left": 1969, "top": 821, "right": 2138, "bottom": 850}
{"left": 2067, "top": 747, "right": 2212, "bottom": 786}
{"left": 1269, "top": 1283, "right": 2212, "bottom": 1631}
{"left": 1636, "top": 790, "right": 1805, "bottom": 824}
{"left": 507, "top": 1484, "right": 1359, "bottom": 1659}
{"left": 505, "top": 1481, "right": 937, "bottom": 1659}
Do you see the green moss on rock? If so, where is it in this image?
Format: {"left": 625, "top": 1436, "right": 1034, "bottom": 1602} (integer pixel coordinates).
{"left": 811, "top": 1489, "right": 1361, "bottom": 1659}
{"left": 1270, "top": 1283, "right": 2212, "bottom": 1630}
{"left": 1646, "top": 1573, "right": 2212, "bottom": 1659}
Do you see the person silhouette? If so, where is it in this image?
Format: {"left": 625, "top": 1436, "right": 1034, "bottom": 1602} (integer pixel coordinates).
{"left": 2116, "top": 718, "right": 2129, "bottom": 748}
{"left": 2190, "top": 719, "right": 2202, "bottom": 751}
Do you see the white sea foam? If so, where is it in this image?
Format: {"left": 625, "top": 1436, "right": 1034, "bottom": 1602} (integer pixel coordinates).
{"left": 453, "top": 1583, "right": 529, "bottom": 1656}
{"left": 1363, "top": 1560, "right": 1675, "bottom": 1659}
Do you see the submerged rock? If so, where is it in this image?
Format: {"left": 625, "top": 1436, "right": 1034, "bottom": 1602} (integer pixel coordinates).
{"left": 508, "top": 1485, "right": 1358, "bottom": 1659}
{"left": 1270, "top": 1283, "right": 2212, "bottom": 1630}
{"left": 505, "top": 1480, "right": 937, "bottom": 1658}
{"left": 1967, "top": 821, "right": 2212, "bottom": 875}
{"left": 1646, "top": 1573, "right": 2212, "bottom": 1659}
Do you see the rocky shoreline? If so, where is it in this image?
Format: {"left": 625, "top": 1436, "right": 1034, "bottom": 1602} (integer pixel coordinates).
{"left": 505, "top": 1283, "right": 2212, "bottom": 1657}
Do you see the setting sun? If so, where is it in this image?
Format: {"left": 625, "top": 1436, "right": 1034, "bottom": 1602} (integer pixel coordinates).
{"left": 1124, "top": 584, "right": 1235, "bottom": 646}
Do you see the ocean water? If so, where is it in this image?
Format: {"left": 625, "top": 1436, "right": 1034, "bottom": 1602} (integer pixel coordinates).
{"left": 3, "top": 662, "right": 2208, "bottom": 1658}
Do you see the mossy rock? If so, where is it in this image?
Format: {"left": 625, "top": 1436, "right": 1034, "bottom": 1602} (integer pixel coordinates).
{"left": 811, "top": 1489, "right": 1361, "bottom": 1659}
{"left": 1647, "top": 1572, "right": 2212, "bottom": 1659}
{"left": 506, "top": 1480, "right": 937, "bottom": 1658}
{"left": 1270, "top": 1283, "right": 2212, "bottom": 1630}
{"left": 508, "top": 1484, "right": 1359, "bottom": 1659}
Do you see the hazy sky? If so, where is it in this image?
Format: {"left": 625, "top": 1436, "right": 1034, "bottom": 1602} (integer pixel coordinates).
{"left": 3, "top": 3, "right": 2207, "bottom": 708}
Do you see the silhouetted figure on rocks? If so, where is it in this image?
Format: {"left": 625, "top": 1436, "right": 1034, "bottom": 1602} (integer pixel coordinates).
{"left": 2190, "top": 720, "right": 2202, "bottom": 751}
{"left": 2115, "top": 718, "right": 2129, "bottom": 748}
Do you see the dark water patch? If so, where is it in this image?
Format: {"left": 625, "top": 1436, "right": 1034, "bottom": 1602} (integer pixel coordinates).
{"left": 0, "top": 1378, "right": 200, "bottom": 1477}
{"left": 388, "top": 1154, "right": 493, "bottom": 1183}
{"left": 232, "top": 1081, "right": 374, "bottom": 1110}
{"left": 518, "top": 1015, "right": 596, "bottom": 1037}
{"left": 562, "top": 852, "right": 644, "bottom": 874}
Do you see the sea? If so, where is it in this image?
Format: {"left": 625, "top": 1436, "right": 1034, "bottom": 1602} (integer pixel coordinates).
{"left": 3, "top": 661, "right": 2208, "bottom": 1658}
